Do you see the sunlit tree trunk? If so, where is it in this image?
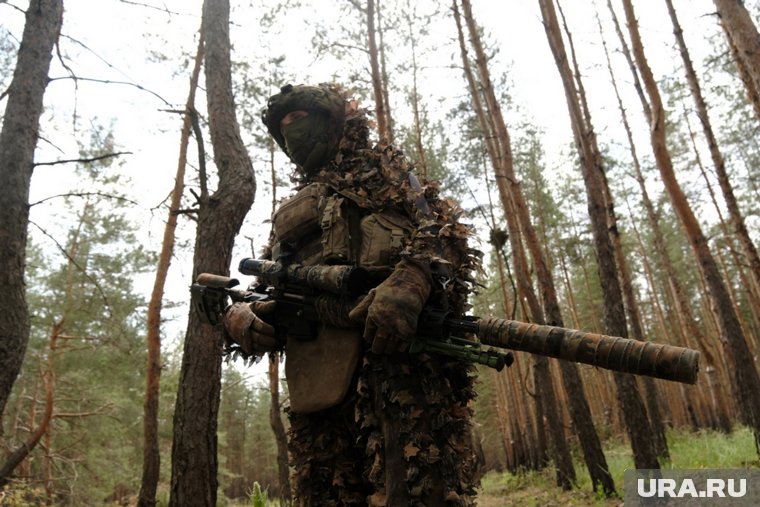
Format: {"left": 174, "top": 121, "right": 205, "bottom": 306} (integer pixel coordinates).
{"left": 603, "top": 1, "right": 733, "bottom": 433}
{"left": 0, "top": 0, "right": 63, "bottom": 422}
{"left": 458, "top": 0, "right": 614, "bottom": 490}
{"left": 169, "top": 0, "right": 257, "bottom": 504}
{"left": 540, "top": 0, "right": 659, "bottom": 470}
{"left": 622, "top": 0, "right": 760, "bottom": 455}
{"left": 138, "top": 29, "right": 204, "bottom": 507}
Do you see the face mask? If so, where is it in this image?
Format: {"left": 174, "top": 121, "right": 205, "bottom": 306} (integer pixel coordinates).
{"left": 281, "top": 113, "right": 334, "bottom": 175}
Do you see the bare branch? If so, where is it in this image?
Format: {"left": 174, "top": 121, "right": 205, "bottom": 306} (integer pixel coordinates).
{"left": 188, "top": 107, "right": 208, "bottom": 200}
{"left": 0, "top": 0, "right": 25, "bottom": 15}
{"left": 30, "top": 191, "right": 138, "bottom": 208}
{"left": 34, "top": 151, "right": 132, "bottom": 168}
{"left": 53, "top": 403, "right": 113, "bottom": 419}
{"left": 119, "top": 0, "right": 183, "bottom": 16}
{"left": 48, "top": 76, "right": 172, "bottom": 106}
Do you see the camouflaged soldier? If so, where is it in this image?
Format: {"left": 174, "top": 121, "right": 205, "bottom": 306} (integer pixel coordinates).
{"left": 224, "top": 84, "right": 482, "bottom": 506}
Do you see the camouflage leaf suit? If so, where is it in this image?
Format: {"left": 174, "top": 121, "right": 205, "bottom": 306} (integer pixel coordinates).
{"left": 254, "top": 84, "right": 482, "bottom": 506}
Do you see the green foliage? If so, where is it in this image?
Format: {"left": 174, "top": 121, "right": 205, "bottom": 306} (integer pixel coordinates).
{"left": 0, "top": 481, "right": 54, "bottom": 506}
{"left": 249, "top": 481, "right": 268, "bottom": 507}
{"left": 478, "top": 427, "right": 758, "bottom": 506}
{"left": 6, "top": 127, "right": 158, "bottom": 504}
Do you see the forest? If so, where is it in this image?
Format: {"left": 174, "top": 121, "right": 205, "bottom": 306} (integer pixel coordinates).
{"left": 2, "top": 0, "right": 760, "bottom": 505}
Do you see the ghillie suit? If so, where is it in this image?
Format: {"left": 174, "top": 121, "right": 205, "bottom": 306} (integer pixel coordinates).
{"left": 244, "top": 84, "right": 483, "bottom": 506}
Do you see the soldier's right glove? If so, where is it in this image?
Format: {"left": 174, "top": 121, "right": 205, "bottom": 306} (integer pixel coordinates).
{"left": 349, "top": 259, "right": 431, "bottom": 354}
{"left": 222, "top": 300, "right": 278, "bottom": 356}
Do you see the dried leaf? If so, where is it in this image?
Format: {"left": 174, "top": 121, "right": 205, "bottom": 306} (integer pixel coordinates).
{"left": 369, "top": 491, "right": 387, "bottom": 506}
{"left": 404, "top": 442, "right": 420, "bottom": 459}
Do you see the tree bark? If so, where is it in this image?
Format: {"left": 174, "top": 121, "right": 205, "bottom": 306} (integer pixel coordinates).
{"left": 714, "top": 0, "right": 760, "bottom": 121}
{"left": 367, "top": 0, "right": 389, "bottom": 142}
{"left": 138, "top": 29, "right": 205, "bottom": 507}
{"left": 565, "top": 2, "right": 669, "bottom": 460}
{"left": 622, "top": 0, "right": 760, "bottom": 454}
{"left": 0, "top": 0, "right": 63, "bottom": 422}
{"left": 169, "top": 0, "right": 256, "bottom": 505}
{"left": 457, "top": 0, "right": 580, "bottom": 489}
{"left": 268, "top": 352, "right": 291, "bottom": 503}
{"left": 603, "top": 0, "right": 733, "bottom": 433}
{"left": 376, "top": 0, "right": 394, "bottom": 143}
{"left": 0, "top": 321, "right": 59, "bottom": 488}
{"left": 539, "top": 0, "right": 660, "bottom": 470}
{"left": 669, "top": 0, "right": 760, "bottom": 324}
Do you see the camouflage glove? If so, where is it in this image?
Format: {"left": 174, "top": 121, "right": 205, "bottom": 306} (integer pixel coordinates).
{"left": 222, "top": 300, "right": 278, "bottom": 356}
{"left": 349, "top": 259, "right": 431, "bottom": 354}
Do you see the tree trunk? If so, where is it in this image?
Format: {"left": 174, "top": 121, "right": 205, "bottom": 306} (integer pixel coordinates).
{"left": 0, "top": 0, "right": 63, "bottom": 422}
{"left": 138, "top": 29, "right": 205, "bottom": 507}
{"left": 268, "top": 352, "right": 291, "bottom": 503}
{"left": 602, "top": 2, "right": 733, "bottom": 433}
{"left": 457, "top": 0, "right": 581, "bottom": 489}
{"left": 669, "top": 0, "right": 760, "bottom": 322}
{"left": 376, "top": 0, "right": 394, "bottom": 143}
{"left": 540, "top": 0, "right": 660, "bottom": 470}
{"left": 622, "top": 0, "right": 760, "bottom": 454}
{"left": 0, "top": 321, "right": 59, "bottom": 488}
{"left": 563, "top": 2, "right": 669, "bottom": 460}
{"left": 366, "top": 0, "right": 389, "bottom": 142}
{"left": 406, "top": 7, "right": 428, "bottom": 178}
{"left": 169, "top": 0, "right": 256, "bottom": 504}
{"left": 714, "top": 0, "right": 760, "bottom": 120}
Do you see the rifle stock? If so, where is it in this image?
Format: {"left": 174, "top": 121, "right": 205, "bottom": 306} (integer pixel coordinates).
{"left": 191, "top": 258, "right": 700, "bottom": 384}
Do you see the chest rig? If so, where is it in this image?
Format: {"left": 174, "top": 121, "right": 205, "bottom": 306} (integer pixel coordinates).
{"left": 271, "top": 182, "right": 411, "bottom": 270}
{"left": 270, "top": 183, "right": 413, "bottom": 413}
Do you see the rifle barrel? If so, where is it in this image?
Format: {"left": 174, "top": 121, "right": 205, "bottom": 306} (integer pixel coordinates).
{"left": 476, "top": 317, "right": 699, "bottom": 384}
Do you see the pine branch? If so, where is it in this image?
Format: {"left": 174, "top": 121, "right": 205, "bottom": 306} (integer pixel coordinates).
{"left": 28, "top": 220, "right": 114, "bottom": 318}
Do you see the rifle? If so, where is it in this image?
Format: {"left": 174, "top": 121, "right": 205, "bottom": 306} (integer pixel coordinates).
{"left": 191, "top": 258, "right": 700, "bottom": 384}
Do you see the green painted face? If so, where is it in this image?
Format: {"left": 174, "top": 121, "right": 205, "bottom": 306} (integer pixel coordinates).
{"left": 281, "top": 112, "right": 335, "bottom": 175}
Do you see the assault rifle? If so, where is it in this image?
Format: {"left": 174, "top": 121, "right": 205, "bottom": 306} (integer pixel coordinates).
{"left": 191, "top": 258, "right": 700, "bottom": 384}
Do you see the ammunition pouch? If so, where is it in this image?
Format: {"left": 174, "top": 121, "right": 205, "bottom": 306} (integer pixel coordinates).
{"left": 320, "top": 194, "right": 353, "bottom": 264}
{"left": 358, "top": 211, "right": 412, "bottom": 267}
{"left": 285, "top": 326, "right": 361, "bottom": 414}
{"left": 273, "top": 183, "right": 329, "bottom": 245}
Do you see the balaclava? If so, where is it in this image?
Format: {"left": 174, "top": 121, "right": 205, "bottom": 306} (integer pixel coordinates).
{"left": 261, "top": 84, "right": 346, "bottom": 176}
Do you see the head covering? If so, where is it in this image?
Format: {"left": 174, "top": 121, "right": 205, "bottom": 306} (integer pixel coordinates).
{"left": 261, "top": 84, "right": 346, "bottom": 175}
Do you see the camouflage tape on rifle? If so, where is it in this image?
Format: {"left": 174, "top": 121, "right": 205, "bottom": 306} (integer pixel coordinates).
{"left": 477, "top": 317, "right": 699, "bottom": 384}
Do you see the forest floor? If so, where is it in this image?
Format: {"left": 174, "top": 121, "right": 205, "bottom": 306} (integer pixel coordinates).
{"left": 476, "top": 426, "right": 758, "bottom": 506}
{"left": 218, "top": 427, "right": 758, "bottom": 506}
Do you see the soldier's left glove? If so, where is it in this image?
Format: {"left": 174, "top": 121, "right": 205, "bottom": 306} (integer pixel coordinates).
{"left": 349, "top": 259, "right": 431, "bottom": 354}
{"left": 222, "top": 300, "right": 278, "bottom": 356}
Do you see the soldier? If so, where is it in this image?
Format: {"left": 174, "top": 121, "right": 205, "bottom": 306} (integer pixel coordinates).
{"left": 223, "top": 83, "right": 482, "bottom": 506}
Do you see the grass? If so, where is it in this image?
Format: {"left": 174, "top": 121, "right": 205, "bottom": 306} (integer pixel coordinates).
{"left": 477, "top": 426, "right": 759, "bottom": 506}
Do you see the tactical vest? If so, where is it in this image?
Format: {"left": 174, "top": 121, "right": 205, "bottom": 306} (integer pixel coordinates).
{"left": 270, "top": 183, "right": 413, "bottom": 413}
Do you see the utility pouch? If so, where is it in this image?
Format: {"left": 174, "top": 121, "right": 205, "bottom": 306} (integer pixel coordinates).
{"left": 320, "top": 195, "right": 354, "bottom": 264}
{"left": 359, "top": 212, "right": 411, "bottom": 267}
{"left": 273, "top": 183, "right": 328, "bottom": 245}
{"left": 285, "top": 326, "right": 361, "bottom": 414}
